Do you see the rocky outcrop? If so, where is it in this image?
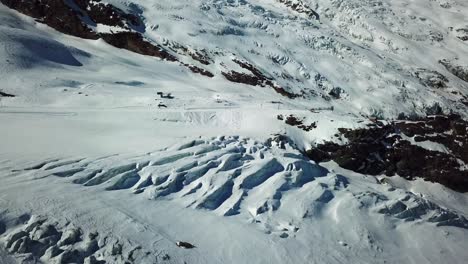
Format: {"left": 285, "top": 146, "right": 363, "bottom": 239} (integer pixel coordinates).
{"left": 223, "top": 59, "right": 299, "bottom": 98}
{"left": 0, "top": 90, "right": 15, "bottom": 97}
{"left": 413, "top": 68, "right": 449, "bottom": 88}
{"left": 100, "top": 32, "right": 177, "bottom": 62}
{"left": 277, "top": 114, "right": 317, "bottom": 131}
{"left": 0, "top": 0, "right": 98, "bottom": 39}
{"left": 163, "top": 41, "right": 213, "bottom": 65}
{"left": 0, "top": 0, "right": 162, "bottom": 55}
{"left": 74, "top": 0, "right": 142, "bottom": 30}
{"left": 455, "top": 27, "right": 468, "bottom": 41}
{"left": 314, "top": 73, "right": 348, "bottom": 100}
{"left": 0, "top": 0, "right": 224, "bottom": 78}
{"left": 306, "top": 114, "right": 468, "bottom": 192}
{"left": 277, "top": 0, "right": 320, "bottom": 20}
{"left": 181, "top": 63, "right": 214, "bottom": 77}
{"left": 439, "top": 59, "right": 468, "bottom": 83}
{"left": 1, "top": 0, "right": 303, "bottom": 96}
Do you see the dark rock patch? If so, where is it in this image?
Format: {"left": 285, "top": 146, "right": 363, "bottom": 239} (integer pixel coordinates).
{"left": 1, "top": 0, "right": 306, "bottom": 97}
{"left": 306, "top": 114, "right": 468, "bottom": 192}
{"left": 277, "top": 0, "right": 320, "bottom": 20}
{"left": 0, "top": 221, "right": 6, "bottom": 235}
{"left": 455, "top": 28, "right": 468, "bottom": 41}
{"left": 176, "top": 241, "right": 195, "bottom": 249}
{"left": 278, "top": 114, "right": 317, "bottom": 132}
{"left": 314, "top": 73, "right": 348, "bottom": 100}
{"left": 233, "top": 59, "right": 268, "bottom": 80}
{"left": 165, "top": 42, "right": 213, "bottom": 65}
{"left": 223, "top": 59, "right": 299, "bottom": 98}
{"left": 187, "top": 50, "right": 212, "bottom": 65}
{"left": 182, "top": 63, "right": 214, "bottom": 77}
{"left": 222, "top": 70, "right": 264, "bottom": 86}
{"left": 439, "top": 59, "right": 468, "bottom": 83}
{"left": 0, "top": 90, "right": 15, "bottom": 97}
{"left": 0, "top": 0, "right": 98, "bottom": 39}
{"left": 1, "top": 1, "right": 177, "bottom": 61}
{"left": 413, "top": 68, "right": 449, "bottom": 88}
{"left": 74, "top": 0, "right": 143, "bottom": 31}
{"left": 100, "top": 32, "right": 177, "bottom": 62}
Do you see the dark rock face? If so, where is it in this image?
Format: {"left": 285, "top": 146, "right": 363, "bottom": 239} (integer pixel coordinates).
{"left": 306, "top": 114, "right": 468, "bottom": 192}
{"left": 0, "top": 90, "right": 15, "bottom": 97}
{"left": 455, "top": 28, "right": 468, "bottom": 41}
{"left": 100, "top": 32, "right": 177, "bottom": 62}
{"left": 223, "top": 59, "right": 299, "bottom": 98}
{"left": 182, "top": 63, "right": 214, "bottom": 77}
{"left": 222, "top": 70, "right": 263, "bottom": 86}
{"left": 278, "top": 114, "right": 317, "bottom": 132}
{"left": 74, "top": 0, "right": 143, "bottom": 30}
{"left": 176, "top": 241, "right": 196, "bottom": 249}
{"left": 188, "top": 50, "right": 212, "bottom": 65}
{"left": 0, "top": 0, "right": 98, "bottom": 39}
{"left": 277, "top": 0, "right": 320, "bottom": 20}
{"left": 314, "top": 73, "right": 348, "bottom": 101}
{"left": 0, "top": 0, "right": 179, "bottom": 62}
{"left": 2, "top": 0, "right": 224, "bottom": 78}
{"left": 165, "top": 42, "right": 213, "bottom": 65}
{"left": 1, "top": 0, "right": 307, "bottom": 97}
{"left": 0, "top": 0, "right": 244, "bottom": 80}
{"left": 413, "top": 68, "right": 449, "bottom": 88}
{"left": 0, "top": 221, "right": 5, "bottom": 235}
{"left": 439, "top": 59, "right": 468, "bottom": 83}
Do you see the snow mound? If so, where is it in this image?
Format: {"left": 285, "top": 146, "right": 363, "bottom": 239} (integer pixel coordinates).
{"left": 12, "top": 136, "right": 468, "bottom": 232}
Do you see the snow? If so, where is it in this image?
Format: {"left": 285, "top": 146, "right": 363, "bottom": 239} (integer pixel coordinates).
{"left": 400, "top": 133, "right": 450, "bottom": 154}
{"left": 1, "top": 138, "right": 467, "bottom": 263}
{"left": 0, "top": 0, "right": 468, "bottom": 263}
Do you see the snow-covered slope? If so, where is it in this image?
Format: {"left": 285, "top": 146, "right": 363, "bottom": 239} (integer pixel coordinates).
{"left": 1, "top": 0, "right": 468, "bottom": 116}
{"left": 1, "top": 137, "right": 467, "bottom": 263}
{"left": 0, "top": 0, "right": 467, "bottom": 263}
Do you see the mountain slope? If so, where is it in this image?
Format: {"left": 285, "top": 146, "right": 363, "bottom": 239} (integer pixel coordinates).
{"left": 0, "top": 1, "right": 467, "bottom": 263}
{"left": 1, "top": 0, "right": 468, "bottom": 116}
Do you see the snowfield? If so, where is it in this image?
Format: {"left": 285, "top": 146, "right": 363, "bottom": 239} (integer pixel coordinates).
{"left": 0, "top": 0, "right": 468, "bottom": 263}
{"left": 1, "top": 137, "right": 467, "bottom": 263}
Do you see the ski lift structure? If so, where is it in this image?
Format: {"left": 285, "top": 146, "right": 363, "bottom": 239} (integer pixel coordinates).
{"left": 156, "top": 91, "right": 174, "bottom": 99}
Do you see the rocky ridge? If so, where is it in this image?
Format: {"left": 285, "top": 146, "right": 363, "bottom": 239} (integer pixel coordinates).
{"left": 307, "top": 114, "right": 468, "bottom": 192}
